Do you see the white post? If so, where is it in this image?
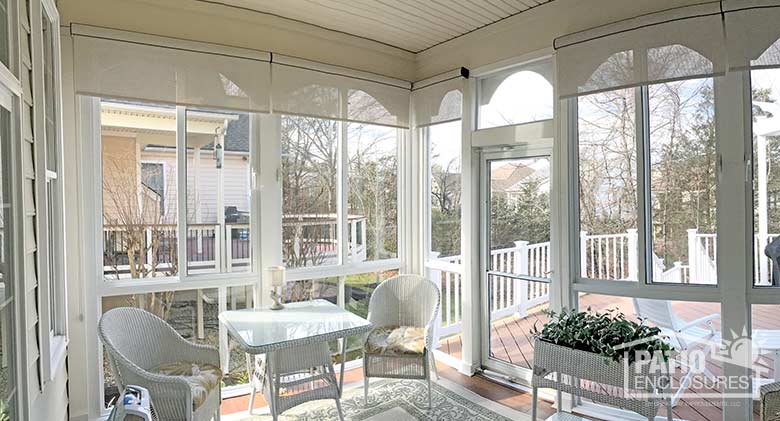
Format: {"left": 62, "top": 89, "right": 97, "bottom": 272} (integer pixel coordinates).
{"left": 579, "top": 231, "right": 588, "bottom": 278}
{"left": 217, "top": 124, "right": 226, "bottom": 272}
{"left": 215, "top": 224, "right": 223, "bottom": 274}
{"left": 194, "top": 147, "right": 203, "bottom": 255}
{"left": 428, "top": 252, "right": 442, "bottom": 325}
{"left": 145, "top": 227, "right": 153, "bottom": 269}
{"left": 360, "top": 219, "right": 367, "bottom": 261}
{"left": 672, "top": 261, "right": 683, "bottom": 283}
{"left": 758, "top": 134, "right": 769, "bottom": 285}
{"left": 226, "top": 224, "right": 233, "bottom": 273}
{"left": 514, "top": 241, "right": 529, "bottom": 317}
{"left": 196, "top": 289, "right": 204, "bottom": 339}
{"left": 349, "top": 218, "right": 357, "bottom": 258}
{"left": 687, "top": 228, "right": 698, "bottom": 284}
{"left": 627, "top": 229, "right": 638, "bottom": 281}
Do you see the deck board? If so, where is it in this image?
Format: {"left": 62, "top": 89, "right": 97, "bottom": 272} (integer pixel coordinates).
{"left": 439, "top": 293, "right": 767, "bottom": 421}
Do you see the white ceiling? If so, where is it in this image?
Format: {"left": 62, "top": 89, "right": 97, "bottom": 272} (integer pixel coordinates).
{"left": 206, "top": 0, "right": 555, "bottom": 53}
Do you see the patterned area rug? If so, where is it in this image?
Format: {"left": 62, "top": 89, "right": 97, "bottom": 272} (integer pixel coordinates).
{"left": 226, "top": 378, "right": 530, "bottom": 420}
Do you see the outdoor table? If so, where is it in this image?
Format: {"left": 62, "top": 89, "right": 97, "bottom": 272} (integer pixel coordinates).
{"left": 219, "top": 299, "right": 372, "bottom": 420}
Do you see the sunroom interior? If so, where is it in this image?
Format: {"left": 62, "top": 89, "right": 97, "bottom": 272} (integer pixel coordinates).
{"left": 6, "top": 0, "right": 780, "bottom": 420}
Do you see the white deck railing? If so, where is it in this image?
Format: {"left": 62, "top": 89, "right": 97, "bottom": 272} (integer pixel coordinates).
{"left": 427, "top": 229, "right": 764, "bottom": 339}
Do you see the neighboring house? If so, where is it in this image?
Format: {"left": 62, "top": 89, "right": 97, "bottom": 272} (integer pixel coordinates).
{"left": 101, "top": 101, "right": 251, "bottom": 226}
{"left": 490, "top": 159, "right": 550, "bottom": 201}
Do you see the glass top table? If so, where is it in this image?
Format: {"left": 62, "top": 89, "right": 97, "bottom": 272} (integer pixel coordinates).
{"left": 219, "top": 299, "right": 373, "bottom": 419}
{"left": 219, "top": 299, "right": 373, "bottom": 354}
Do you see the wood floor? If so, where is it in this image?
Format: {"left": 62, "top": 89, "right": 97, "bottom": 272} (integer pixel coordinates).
{"left": 220, "top": 362, "right": 557, "bottom": 419}
{"left": 441, "top": 293, "right": 766, "bottom": 421}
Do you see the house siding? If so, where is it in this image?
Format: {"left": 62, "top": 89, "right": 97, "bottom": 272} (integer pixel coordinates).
{"left": 18, "top": 0, "right": 69, "bottom": 419}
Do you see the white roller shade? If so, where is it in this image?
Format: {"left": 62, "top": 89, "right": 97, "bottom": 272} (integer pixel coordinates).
{"left": 555, "top": 2, "right": 725, "bottom": 98}
{"left": 724, "top": 0, "right": 780, "bottom": 70}
{"left": 411, "top": 69, "right": 465, "bottom": 127}
{"left": 72, "top": 26, "right": 271, "bottom": 112}
{"left": 271, "top": 56, "right": 411, "bottom": 128}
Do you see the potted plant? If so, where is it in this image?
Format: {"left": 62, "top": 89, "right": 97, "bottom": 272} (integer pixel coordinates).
{"left": 530, "top": 308, "right": 674, "bottom": 419}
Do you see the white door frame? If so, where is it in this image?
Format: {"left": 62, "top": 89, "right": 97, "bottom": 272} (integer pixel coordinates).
{"left": 478, "top": 142, "right": 554, "bottom": 384}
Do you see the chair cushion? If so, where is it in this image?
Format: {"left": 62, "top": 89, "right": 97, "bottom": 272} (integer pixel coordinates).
{"left": 364, "top": 326, "right": 426, "bottom": 355}
{"left": 152, "top": 361, "right": 222, "bottom": 409}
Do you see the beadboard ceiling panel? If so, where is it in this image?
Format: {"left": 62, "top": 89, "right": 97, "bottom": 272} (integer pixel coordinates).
{"left": 203, "top": 0, "right": 556, "bottom": 53}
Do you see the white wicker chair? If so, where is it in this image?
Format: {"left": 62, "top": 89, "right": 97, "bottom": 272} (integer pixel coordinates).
{"left": 363, "top": 274, "right": 440, "bottom": 408}
{"left": 99, "top": 307, "right": 222, "bottom": 421}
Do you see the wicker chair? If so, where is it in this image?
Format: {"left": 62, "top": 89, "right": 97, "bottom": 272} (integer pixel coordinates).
{"left": 363, "top": 274, "right": 440, "bottom": 408}
{"left": 99, "top": 307, "right": 222, "bottom": 421}
{"left": 762, "top": 382, "right": 780, "bottom": 421}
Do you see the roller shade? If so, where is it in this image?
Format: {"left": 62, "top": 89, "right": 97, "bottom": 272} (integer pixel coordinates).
{"left": 411, "top": 69, "right": 467, "bottom": 127}
{"left": 724, "top": 0, "right": 780, "bottom": 70}
{"left": 72, "top": 27, "right": 272, "bottom": 112}
{"left": 271, "top": 56, "right": 411, "bottom": 128}
{"left": 555, "top": 2, "right": 725, "bottom": 98}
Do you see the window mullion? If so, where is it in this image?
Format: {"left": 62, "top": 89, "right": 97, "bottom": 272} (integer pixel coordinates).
{"left": 635, "top": 86, "right": 651, "bottom": 286}
{"left": 175, "top": 105, "right": 187, "bottom": 280}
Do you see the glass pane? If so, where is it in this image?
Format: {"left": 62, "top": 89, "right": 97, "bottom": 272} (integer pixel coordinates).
{"left": 101, "top": 101, "right": 178, "bottom": 279}
{"left": 0, "top": 0, "right": 9, "bottom": 69}
{"left": 578, "top": 89, "right": 638, "bottom": 281}
{"left": 486, "top": 157, "right": 551, "bottom": 369}
{"left": 185, "top": 109, "right": 252, "bottom": 275}
{"left": 648, "top": 79, "right": 716, "bottom": 284}
{"left": 577, "top": 294, "right": 726, "bottom": 421}
{"left": 283, "top": 277, "right": 339, "bottom": 304}
{"left": 428, "top": 120, "right": 461, "bottom": 259}
{"left": 42, "top": 9, "right": 56, "bottom": 172}
{"left": 281, "top": 116, "right": 339, "bottom": 268}
{"left": 347, "top": 123, "right": 398, "bottom": 262}
{"left": 752, "top": 304, "right": 780, "bottom": 407}
{"left": 0, "top": 106, "right": 15, "bottom": 420}
{"left": 101, "top": 286, "right": 253, "bottom": 408}
{"left": 477, "top": 59, "right": 554, "bottom": 129}
{"left": 752, "top": 69, "right": 780, "bottom": 286}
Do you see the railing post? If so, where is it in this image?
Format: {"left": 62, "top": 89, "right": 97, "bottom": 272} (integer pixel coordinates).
{"left": 687, "top": 228, "right": 698, "bottom": 284}
{"left": 627, "top": 229, "right": 638, "bottom": 281}
{"left": 225, "top": 224, "right": 233, "bottom": 273}
{"left": 672, "top": 261, "right": 683, "bottom": 283}
{"left": 514, "top": 241, "right": 529, "bottom": 317}
{"left": 216, "top": 224, "right": 224, "bottom": 273}
{"left": 360, "top": 219, "right": 367, "bottom": 261}
{"left": 428, "top": 252, "right": 443, "bottom": 327}
{"left": 579, "top": 231, "right": 588, "bottom": 278}
{"left": 145, "top": 227, "right": 153, "bottom": 268}
{"left": 349, "top": 218, "right": 357, "bottom": 258}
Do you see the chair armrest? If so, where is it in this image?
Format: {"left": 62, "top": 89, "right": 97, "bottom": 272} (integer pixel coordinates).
{"left": 676, "top": 313, "right": 719, "bottom": 333}
{"left": 171, "top": 335, "right": 220, "bottom": 368}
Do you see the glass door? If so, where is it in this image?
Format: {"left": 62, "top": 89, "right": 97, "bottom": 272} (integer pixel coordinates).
{"left": 481, "top": 150, "right": 552, "bottom": 382}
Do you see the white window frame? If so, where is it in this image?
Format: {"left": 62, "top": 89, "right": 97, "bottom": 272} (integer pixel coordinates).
{"left": 33, "top": 0, "right": 67, "bottom": 384}
{"left": 563, "top": 67, "right": 755, "bottom": 419}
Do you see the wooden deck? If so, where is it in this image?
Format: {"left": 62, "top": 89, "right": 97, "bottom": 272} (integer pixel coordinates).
{"left": 440, "top": 293, "right": 768, "bottom": 421}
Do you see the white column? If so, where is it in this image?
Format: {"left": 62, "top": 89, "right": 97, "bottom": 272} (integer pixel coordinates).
{"left": 459, "top": 78, "right": 480, "bottom": 376}
{"left": 194, "top": 146, "right": 203, "bottom": 255}
{"left": 579, "top": 231, "right": 588, "bottom": 278}
{"left": 217, "top": 124, "right": 226, "bottom": 272}
{"left": 256, "top": 114, "right": 283, "bottom": 308}
{"left": 758, "top": 134, "right": 769, "bottom": 285}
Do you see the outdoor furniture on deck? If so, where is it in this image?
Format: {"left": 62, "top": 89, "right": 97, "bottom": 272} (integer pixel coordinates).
{"left": 633, "top": 297, "right": 720, "bottom": 406}
{"left": 219, "top": 299, "right": 372, "bottom": 421}
{"left": 99, "top": 307, "right": 222, "bottom": 421}
{"left": 362, "top": 274, "right": 440, "bottom": 408}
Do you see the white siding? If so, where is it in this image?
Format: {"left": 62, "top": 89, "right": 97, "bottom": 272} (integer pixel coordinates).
{"left": 140, "top": 149, "right": 250, "bottom": 224}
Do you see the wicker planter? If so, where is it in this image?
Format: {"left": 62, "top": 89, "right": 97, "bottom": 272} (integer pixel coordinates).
{"left": 532, "top": 337, "right": 671, "bottom": 420}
